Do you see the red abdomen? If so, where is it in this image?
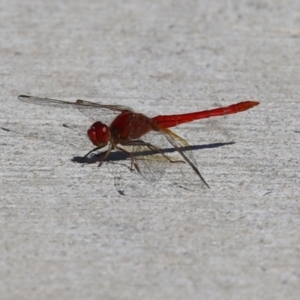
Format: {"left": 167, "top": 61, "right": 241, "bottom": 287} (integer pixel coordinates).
{"left": 152, "top": 101, "right": 259, "bottom": 128}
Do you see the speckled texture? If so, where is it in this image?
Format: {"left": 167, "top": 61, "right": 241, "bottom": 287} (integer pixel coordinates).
{"left": 1, "top": 0, "right": 299, "bottom": 299}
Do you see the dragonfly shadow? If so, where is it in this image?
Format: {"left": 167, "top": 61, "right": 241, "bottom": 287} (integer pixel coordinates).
{"left": 71, "top": 141, "right": 235, "bottom": 164}
{"left": 72, "top": 151, "right": 128, "bottom": 164}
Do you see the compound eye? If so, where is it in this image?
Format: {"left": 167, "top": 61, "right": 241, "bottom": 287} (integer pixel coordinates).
{"left": 87, "top": 121, "right": 109, "bottom": 146}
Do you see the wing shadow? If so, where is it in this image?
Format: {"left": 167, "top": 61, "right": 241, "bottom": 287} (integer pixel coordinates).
{"left": 71, "top": 142, "right": 235, "bottom": 164}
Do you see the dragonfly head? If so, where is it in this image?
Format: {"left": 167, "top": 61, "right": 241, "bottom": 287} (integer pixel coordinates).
{"left": 87, "top": 121, "right": 110, "bottom": 147}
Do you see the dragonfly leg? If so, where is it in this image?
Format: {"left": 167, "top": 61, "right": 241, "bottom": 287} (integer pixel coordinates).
{"left": 82, "top": 144, "right": 112, "bottom": 164}
{"left": 82, "top": 145, "right": 106, "bottom": 160}
{"left": 114, "top": 145, "right": 138, "bottom": 172}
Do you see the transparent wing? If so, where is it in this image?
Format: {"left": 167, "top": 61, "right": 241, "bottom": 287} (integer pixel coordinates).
{"left": 115, "top": 115, "right": 208, "bottom": 187}
{"left": 126, "top": 130, "right": 177, "bottom": 182}
{"left": 160, "top": 127, "right": 210, "bottom": 188}
{"left": 18, "top": 95, "right": 134, "bottom": 120}
{"left": 111, "top": 124, "right": 208, "bottom": 195}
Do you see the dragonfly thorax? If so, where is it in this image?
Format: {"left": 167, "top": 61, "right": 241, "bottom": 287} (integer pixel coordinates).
{"left": 87, "top": 121, "right": 110, "bottom": 147}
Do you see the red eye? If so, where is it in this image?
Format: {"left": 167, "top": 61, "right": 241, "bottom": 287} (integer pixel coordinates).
{"left": 87, "top": 121, "right": 109, "bottom": 146}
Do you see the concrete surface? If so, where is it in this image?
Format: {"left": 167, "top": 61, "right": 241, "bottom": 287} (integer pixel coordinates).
{"left": 1, "top": 0, "right": 300, "bottom": 299}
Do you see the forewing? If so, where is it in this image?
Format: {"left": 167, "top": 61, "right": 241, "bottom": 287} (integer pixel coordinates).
{"left": 18, "top": 95, "right": 134, "bottom": 121}
{"left": 73, "top": 99, "right": 134, "bottom": 120}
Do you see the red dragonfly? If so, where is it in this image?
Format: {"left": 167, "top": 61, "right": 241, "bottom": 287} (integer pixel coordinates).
{"left": 18, "top": 95, "right": 259, "bottom": 188}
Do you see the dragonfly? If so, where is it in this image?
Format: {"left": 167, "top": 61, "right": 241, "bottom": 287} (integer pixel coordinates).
{"left": 18, "top": 95, "right": 259, "bottom": 188}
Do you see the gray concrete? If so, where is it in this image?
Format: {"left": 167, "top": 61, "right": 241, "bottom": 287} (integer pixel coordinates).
{"left": 1, "top": 0, "right": 299, "bottom": 299}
